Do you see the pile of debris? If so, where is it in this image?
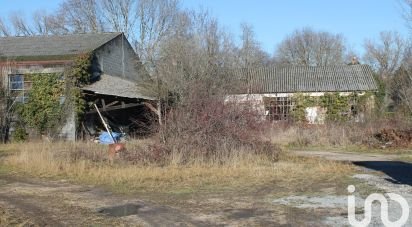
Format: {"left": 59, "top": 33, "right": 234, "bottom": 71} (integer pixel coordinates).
{"left": 373, "top": 128, "right": 412, "bottom": 148}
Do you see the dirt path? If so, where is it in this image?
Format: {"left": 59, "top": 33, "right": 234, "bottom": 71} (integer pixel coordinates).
{"left": 0, "top": 172, "right": 327, "bottom": 226}
{"left": 0, "top": 175, "right": 209, "bottom": 226}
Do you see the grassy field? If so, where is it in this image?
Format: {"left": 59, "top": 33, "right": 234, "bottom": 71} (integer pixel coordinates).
{"left": 267, "top": 124, "right": 412, "bottom": 155}
{"left": 2, "top": 141, "right": 390, "bottom": 225}
{"left": 1, "top": 141, "right": 355, "bottom": 195}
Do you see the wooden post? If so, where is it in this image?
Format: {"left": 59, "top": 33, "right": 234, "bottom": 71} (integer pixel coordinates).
{"left": 94, "top": 104, "right": 116, "bottom": 143}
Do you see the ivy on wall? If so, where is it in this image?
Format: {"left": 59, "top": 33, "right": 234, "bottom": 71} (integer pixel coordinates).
{"left": 64, "top": 53, "right": 93, "bottom": 126}
{"left": 19, "top": 73, "right": 64, "bottom": 134}
{"left": 18, "top": 53, "right": 93, "bottom": 137}
{"left": 290, "top": 92, "right": 375, "bottom": 123}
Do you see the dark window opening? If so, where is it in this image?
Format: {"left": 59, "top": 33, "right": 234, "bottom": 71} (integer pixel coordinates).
{"left": 264, "top": 97, "right": 294, "bottom": 121}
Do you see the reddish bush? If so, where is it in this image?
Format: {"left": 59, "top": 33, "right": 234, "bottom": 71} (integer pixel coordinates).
{"left": 157, "top": 84, "right": 280, "bottom": 164}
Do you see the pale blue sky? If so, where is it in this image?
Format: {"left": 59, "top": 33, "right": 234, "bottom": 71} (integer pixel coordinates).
{"left": 0, "top": 0, "right": 409, "bottom": 55}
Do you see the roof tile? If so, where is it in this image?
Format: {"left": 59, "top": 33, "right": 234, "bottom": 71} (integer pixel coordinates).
{"left": 0, "top": 32, "right": 122, "bottom": 59}
{"left": 238, "top": 65, "right": 377, "bottom": 93}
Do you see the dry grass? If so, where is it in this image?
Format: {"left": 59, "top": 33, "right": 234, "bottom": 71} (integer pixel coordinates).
{"left": 267, "top": 119, "right": 412, "bottom": 151}
{"left": 2, "top": 141, "right": 355, "bottom": 194}
{"left": 0, "top": 205, "right": 34, "bottom": 226}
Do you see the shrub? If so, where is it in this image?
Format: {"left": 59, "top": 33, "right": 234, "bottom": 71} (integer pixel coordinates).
{"left": 270, "top": 116, "right": 412, "bottom": 149}
{"left": 12, "top": 126, "right": 27, "bottom": 142}
{"left": 157, "top": 83, "right": 281, "bottom": 164}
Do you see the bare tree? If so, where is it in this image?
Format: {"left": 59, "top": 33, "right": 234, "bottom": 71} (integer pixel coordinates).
{"left": 9, "top": 12, "right": 34, "bottom": 36}
{"left": 0, "top": 17, "right": 11, "bottom": 37}
{"left": 239, "top": 23, "right": 270, "bottom": 68}
{"left": 101, "top": 0, "right": 136, "bottom": 38}
{"left": 390, "top": 66, "right": 412, "bottom": 113}
{"left": 363, "top": 31, "right": 406, "bottom": 78}
{"left": 276, "top": 27, "right": 346, "bottom": 66}
{"left": 155, "top": 8, "right": 241, "bottom": 97}
{"left": 56, "top": 0, "right": 103, "bottom": 33}
{"left": 402, "top": 0, "right": 412, "bottom": 31}
{"left": 32, "top": 10, "right": 52, "bottom": 35}
{"left": 388, "top": 44, "right": 412, "bottom": 114}
{"left": 135, "top": 0, "right": 180, "bottom": 70}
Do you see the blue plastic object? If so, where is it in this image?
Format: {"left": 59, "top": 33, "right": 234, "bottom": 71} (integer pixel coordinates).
{"left": 99, "top": 132, "right": 122, "bottom": 144}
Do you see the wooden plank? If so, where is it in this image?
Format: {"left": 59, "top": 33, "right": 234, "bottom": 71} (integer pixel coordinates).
{"left": 94, "top": 104, "right": 116, "bottom": 143}
{"left": 86, "top": 103, "right": 144, "bottom": 114}
{"left": 105, "top": 101, "right": 119, "bottom": 108}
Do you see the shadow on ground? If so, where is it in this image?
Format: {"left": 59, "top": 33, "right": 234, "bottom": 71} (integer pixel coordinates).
{"left": 353, "top": 161, "right": 412, "bottom": 186}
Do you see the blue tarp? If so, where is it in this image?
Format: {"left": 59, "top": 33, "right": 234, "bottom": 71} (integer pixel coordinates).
{"left": 99, "top": 132, "right": 122, "bottom": 144}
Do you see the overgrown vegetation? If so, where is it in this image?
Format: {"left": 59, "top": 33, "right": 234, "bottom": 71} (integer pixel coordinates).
{"left": 0, "top": 82, "right": 12, "bottom": 143}
{"left": 3, "top": 142, "right": 354, "bottom": 193}
{"left": 157, "top": 86, "right": 279, "bottom": 164}
{"left": 291, "top": 92, "right": 375, "bottom": 123}
{"left": 14, "top": 54, "right": 92, "bottom": 139}
{"left": 11, "top": 126, "right": 27, "bottom": 142}
{"left": 63, "top": 53, "right": 93, "bottom": 126}
{"left": 19, "top": 73, "right": 64, "bottom": 135}
{"left": 269, "top": 117, "right": 412, "bottom": 150}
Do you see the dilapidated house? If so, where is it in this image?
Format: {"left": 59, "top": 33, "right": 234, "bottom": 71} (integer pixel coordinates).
{"left": 226, "top": 65, "right": 378, "bottom": 123}
{"left": 0, "top": 32, "right": 156, "bottom": 141}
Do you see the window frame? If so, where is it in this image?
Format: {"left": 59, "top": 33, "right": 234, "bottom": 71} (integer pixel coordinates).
{"left": 264, "top": 96, "right": 294, "bottom": 121}
{"left": 8, "top": 74, "right": 32, "bottom": 103}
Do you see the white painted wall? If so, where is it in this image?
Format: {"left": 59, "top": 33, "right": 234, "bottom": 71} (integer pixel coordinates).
{"left": 225, "top": 92, "right": 366, "bottom": 124}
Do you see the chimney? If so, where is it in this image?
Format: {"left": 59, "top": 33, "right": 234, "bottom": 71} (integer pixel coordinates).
{"left": 351, "top": 56, "right": 359, "bottom": 65}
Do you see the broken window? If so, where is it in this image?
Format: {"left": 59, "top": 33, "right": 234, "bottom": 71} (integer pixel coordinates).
{"left": 263, "top": 97, "right": 293, "bottom": 121}
{"left": 8, "top": 74, "right": 32, "bottom": 103}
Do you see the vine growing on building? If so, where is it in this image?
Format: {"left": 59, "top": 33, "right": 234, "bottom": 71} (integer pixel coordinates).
{"left": 64, "top": 53, "right": 93, "bottom": 126}
{"left": 290, "top": 92, "right": 375, "bottom": 123}
{"left": 18, "top": 53, "right": 93, "bottom": 136}
{"left": 19, "top": 73, "right": 64, "bottom": 135}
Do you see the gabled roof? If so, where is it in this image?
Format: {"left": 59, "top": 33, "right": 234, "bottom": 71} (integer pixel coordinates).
{"left": 0, "top": 32, "right": 122, "bottom": 61}
{"left": 237, "top": 64, "right": 377, "bottom": 93}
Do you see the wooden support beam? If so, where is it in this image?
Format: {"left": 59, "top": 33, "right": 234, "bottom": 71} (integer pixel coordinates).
{"left": 86, "top": 103, "right": 144, "bottom": 114}
{"left": 143, "top": 102, "right": 159, "bottom": 116}
{"left": 101, "top": 99, "right": 106, "bottom": 111}
{"left": 105, "top": 101, "right": 119, "bottom": 108}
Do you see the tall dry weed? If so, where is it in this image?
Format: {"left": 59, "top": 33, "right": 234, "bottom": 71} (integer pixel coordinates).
{"left": 3, "top": 142, "right": 354, "bottom": 193}
{"left": 268, "top": 117, "right": 412, "bottom": 148}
